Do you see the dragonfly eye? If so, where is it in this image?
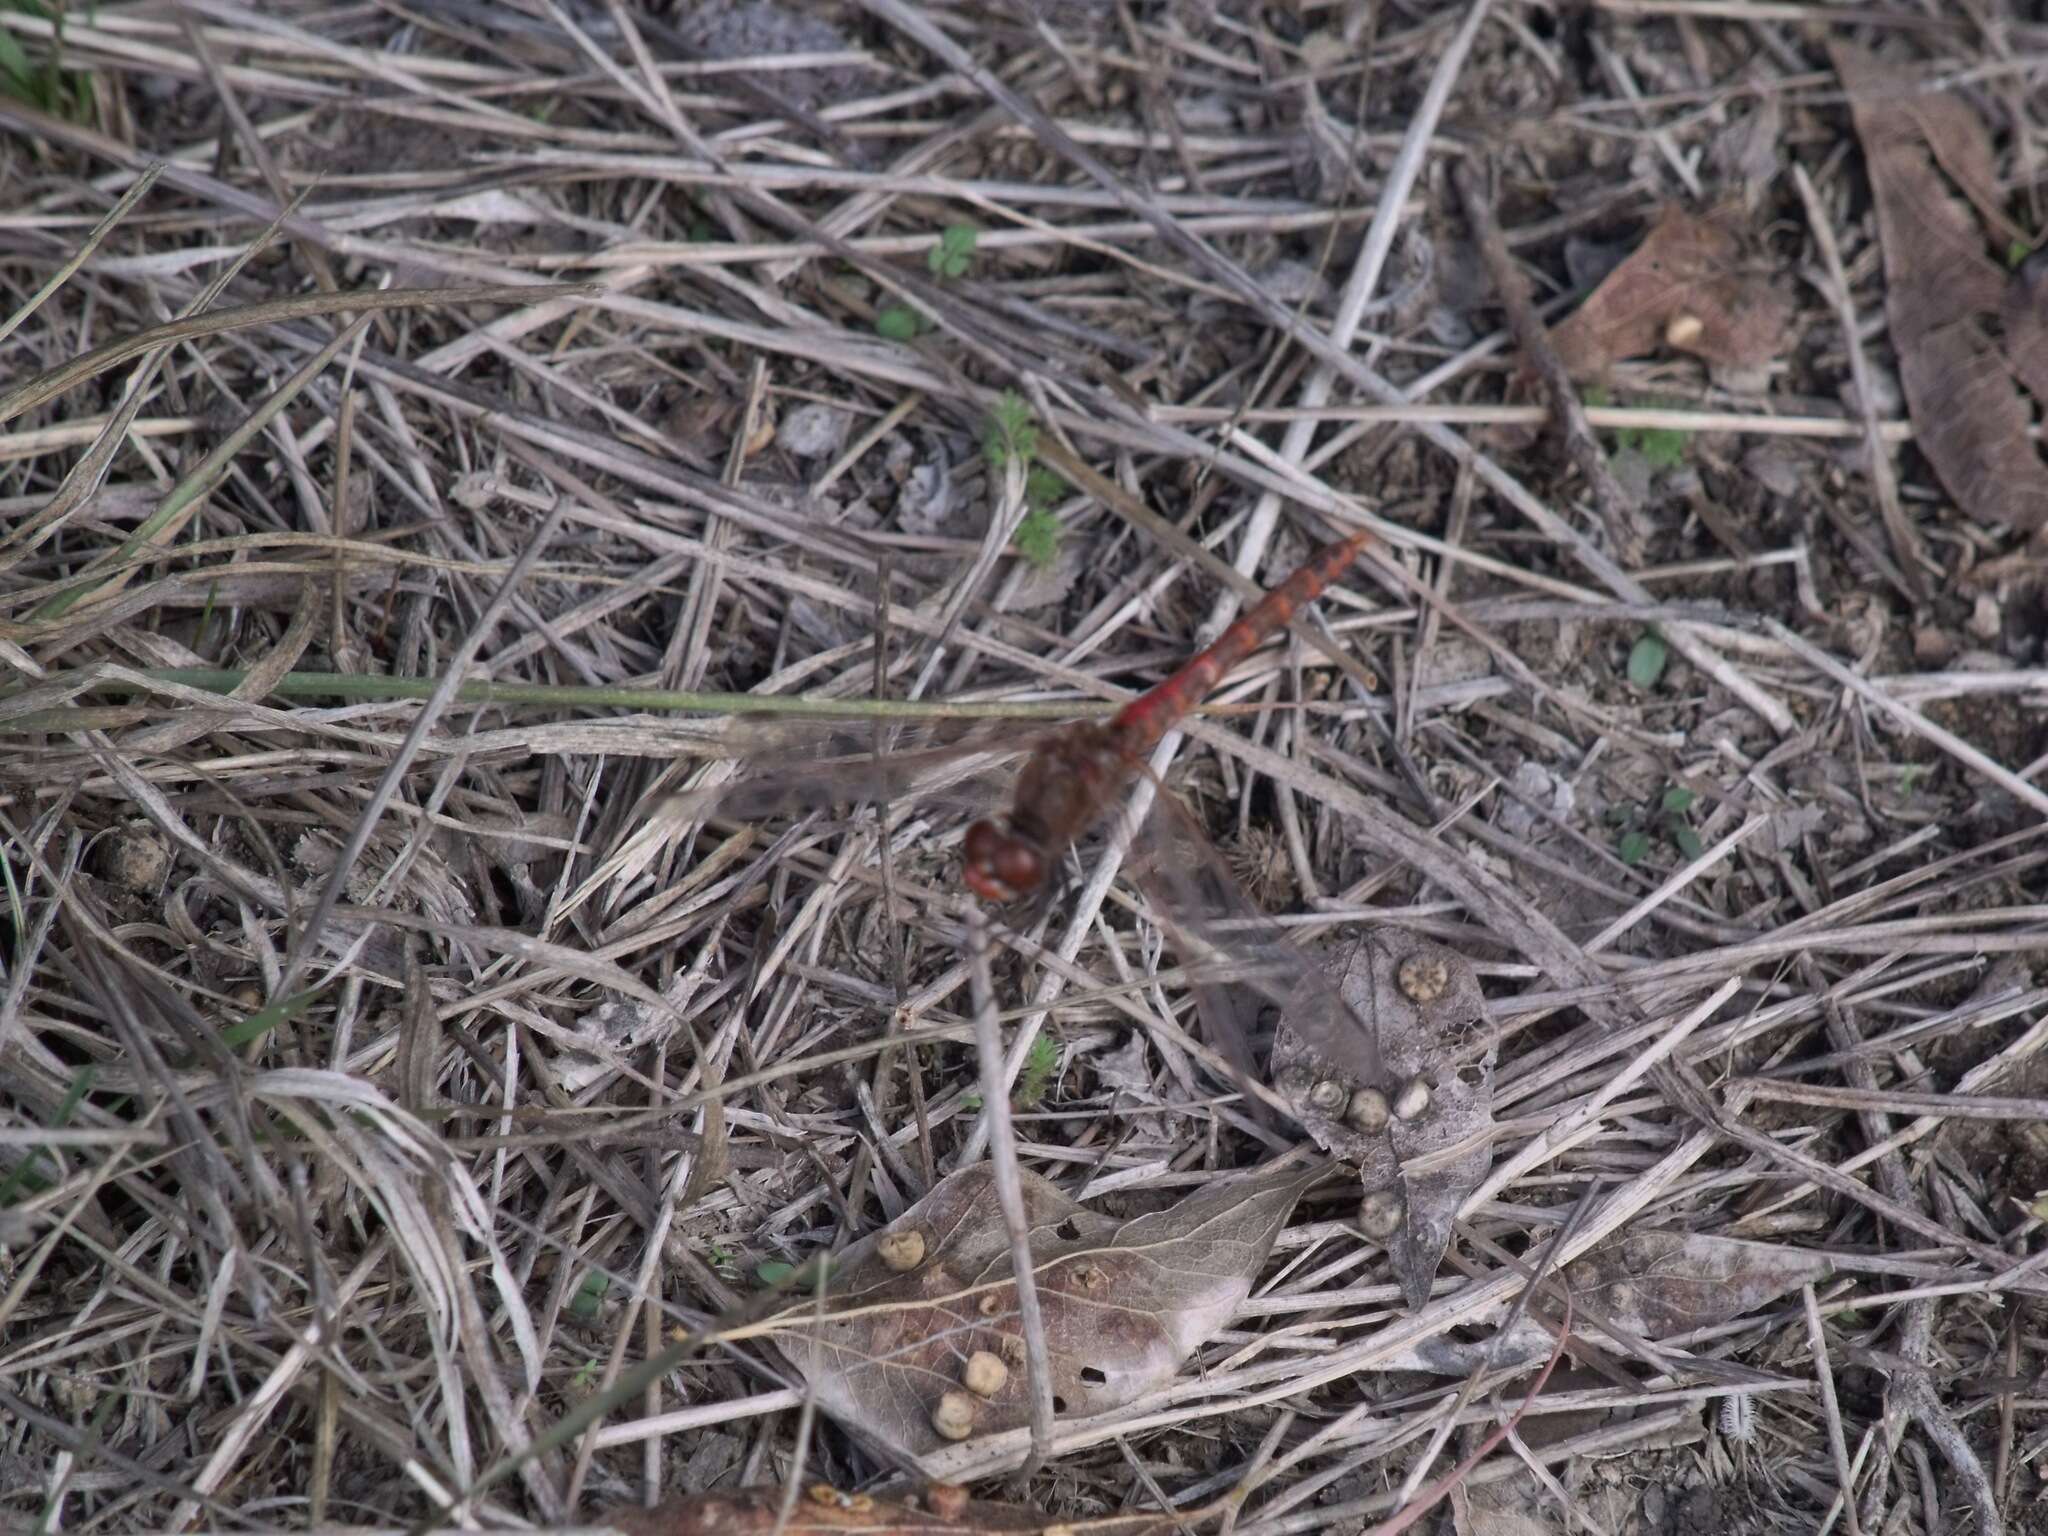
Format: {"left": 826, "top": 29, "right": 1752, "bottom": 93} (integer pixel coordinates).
{"left": 962, "top": 820, "right": 1042, "bottom": 903}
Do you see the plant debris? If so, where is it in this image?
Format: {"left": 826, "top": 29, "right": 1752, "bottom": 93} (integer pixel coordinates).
{"left": 1273, "top": 933, "right": 1496, "bottom": 1311}
{"left": 765, "top": 1161, "right": 1317, "bottom": 1468}
{"left": 1832, "top": 39, "right": 2048, "bottom": 532}
{"left": 1545, "top": 204, "right": 1794, "bottom": 385}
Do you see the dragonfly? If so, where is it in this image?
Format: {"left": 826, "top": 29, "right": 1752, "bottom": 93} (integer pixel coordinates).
{"left": 958, "top": 527, "right": 1376, "bottom": 904}
{"left": 624, "top": 522, "right": 1425, "bottom": 1165}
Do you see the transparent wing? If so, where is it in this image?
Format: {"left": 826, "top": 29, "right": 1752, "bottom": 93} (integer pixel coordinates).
{"left": 1124, "top": 784, "right": 1393, "bottom": 1098}
{"left": 643, "top": 715, "right": 1056, "bottom": 826}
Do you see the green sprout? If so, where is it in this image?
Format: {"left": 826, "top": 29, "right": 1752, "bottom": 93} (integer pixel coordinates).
{"left": 984, "top": 390, "right": 1038, "bottom": 468}
{"left": 1012, "top": 508, "right": 1061, "bottom": 571}
{"left": 566, "top": 1269, "right": 609, "bottom": 1323}
{"left": 0, "top": 2, "right": 94, "bottom": 122}
{"left": 875, "top": 303, "right": 924, "bottom": 341}
{"left": 1617, "top": 421, "right": 1690, "bottom": 469}
{"left": 1613, "top": 783, "right": 1701, "bottom": 865}
{"left": 1013, "top": 1032, "right": 1060, "bottom": 1109}
{"left": 1626, "top": 631, "right": 1668, "bottom": 690}
{"left": 928, "top": 222, "right": 979, "bottom": 280}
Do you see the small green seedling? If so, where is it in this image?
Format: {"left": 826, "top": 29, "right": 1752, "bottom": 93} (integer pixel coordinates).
{"left": 1613, "top": 783, "right": 1701, "bottom": 865}
{"left": 985, "top": 390, "right": 1038, "bottom": 468}
{"left": 567, "top": 1270, "right": 609, "bottom": 1323}
{"left": 1618, "top": 422, "right": 1690, "bottom": 469}
{"left": 0, "top": 3, "right": 94, "bottom": 122}
{"left": 1012, "top": 507, "right": 1061, "bottom": 571}
{"left": 1013, "top": 1032, "right": 1060, "bottom": 1109}
{"left": 1586, "top": 386, "right": 1690, "bottom": 468}
{"left": 983, "top": 394, "right": 1066, "bottom": 567}
{"left": 875, "top": 303, "right": 924, "bottom": 341}
{"left": 928, "top": 222, "right": 979, "bottom": 280}
{"left": 1626, "top": 631, "right": 1668, "bottom": 690}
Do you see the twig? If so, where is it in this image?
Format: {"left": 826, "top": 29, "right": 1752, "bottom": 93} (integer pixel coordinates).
{"left": 1452, "top": 159, "right": 1645, "bottom": 566}
{"left": 964, "top": 903, "right": 1060, "bottom": 1471}
{"left": 1804, "top": 1284, "right": 1864, "bottom": 1536}
{"left": 1790, "top": 162, "right": 1928, "bottom": 601}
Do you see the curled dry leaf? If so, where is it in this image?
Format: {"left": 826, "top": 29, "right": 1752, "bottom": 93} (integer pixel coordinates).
{"left": 1546, "top": 204, "right": 1792, "bottom": 385}
{"left": 1390, "top": 1230, "right": 1834, "bottom": 1377}
{"left": 1272, "top": 932, "right": 1495, "bottom": 1310}
{"left": 765, "top": 1160, "right": 1317, "bottom": 1466}
{"left": 1567, "top": 1228, "right": 1835, "bottom": 1339}
{"left": 1832, "top": 40, "right": 2048, "bottom": 532}
{"left": 605, "top": 1481, "right": 1173, "bottom": 1535}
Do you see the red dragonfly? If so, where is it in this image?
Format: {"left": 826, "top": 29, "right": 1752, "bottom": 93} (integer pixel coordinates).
{"left": 623, "top": 522, "right": 1399, "bottom": 1108}
{"left": 960, "top": 527, "right": 1376, "bottom": 904}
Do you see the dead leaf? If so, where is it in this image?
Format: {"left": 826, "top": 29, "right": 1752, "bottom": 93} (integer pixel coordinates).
{"left": 1832, "top": 40, "right": 2048, "bottom": 531}
{"left": 2001, "top": 250, "right": 2048, "bottom": 412}
{"left": 1272, "top": 932, "right": 1496, "bottom": 1310}
{"left": 1546, "top": 204, "right": 1792, "bottom": 384}
{"left": 605, "top": 1481, "right": 1173, "bottom": 1535}
{"left": 1565, "top": 1229, "right": 1833, "bottom": 1338}
{"left": 766, "top": 1160, "right": 1317, "bottom": 1466}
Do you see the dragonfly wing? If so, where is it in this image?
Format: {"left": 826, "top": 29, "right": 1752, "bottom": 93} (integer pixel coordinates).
{"left": 1125, "top": 787, "right": 1390, "bottom": 1087}
{"left": 581, "top": 719, "right": 1040, "bottom": 908}
{"left": 655, "top": 718, "right": 1041, "bottom": 825}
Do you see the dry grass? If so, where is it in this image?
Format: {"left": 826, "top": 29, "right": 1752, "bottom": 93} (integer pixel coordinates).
{"left": 3, "top": 3, "right": 2046, "bottom": 1533}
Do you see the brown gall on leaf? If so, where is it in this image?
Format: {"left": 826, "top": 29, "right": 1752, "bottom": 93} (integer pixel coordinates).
{"left": 1345, "top": 1086, "right": 1391, "bottom": 1134}
{"left": 1832, "top": 39, "right": 2048, "bottom": 532}
{"left": 931, "top": 1390, "right": 979, "bottom": 1441}
{"left": 764, "top": 1160, "right": 1318, "bottom": 1469}
{"left": 1358, "top": 1189, "right": 1403, "bottom": 1240}
{"left": 878, "top": 1227, "right": 927, "bottom": 1272}
{"left": 963, "top": 1349, "right": 1009, "bottom": 1397}
{"left": 1545, "top": 204, "right": 1793, "bottom": 387}
{"left": 1273, "top": 932, "right": 1495, "bottom": 1310}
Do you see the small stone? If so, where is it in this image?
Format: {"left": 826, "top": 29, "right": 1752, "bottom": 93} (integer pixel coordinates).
{"left": 1358, "top": 1189, "right": 1403, "bottom": 1239}
{"left": 1665, "top": 312, "right": 1704, "bottom": 348}
{"left": 877, "top": 1228, "right": 925, "bottom": 1272}
{"left": 1307, "top": 1078, "right": 1348, "bottom": 1113}
{"left": 1345, "top": 1087, "right": 1390, "bottom": 1134}
{"left": 931, "top": 1390, "right": 978, "bottom": 1441}
{"left": 98, "top": 823, "right": 169, "bottom": 893}
{"left": 1393, "top": 1076, "right": 1431, "bottom": 1121}
{"left": 962, "top": 1350, "right": 1008, "bottom": 1397}
{"left": 1397, "top": 953, "right": 1448, "bottom": 1002}
{"left": 777, "top": 402, "right": 849, "bottom": 460}
{"left": 1969, "top": 592, "right": 2002, "bottom": 642}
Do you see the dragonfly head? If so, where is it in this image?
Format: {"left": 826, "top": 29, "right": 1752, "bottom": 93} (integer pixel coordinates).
{"left": 962, "top": 818, "right": 1044, "bottom": 904}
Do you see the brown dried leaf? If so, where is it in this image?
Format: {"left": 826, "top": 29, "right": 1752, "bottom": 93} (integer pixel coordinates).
{"left": 1547, "top": 204, "right": 1793, "bottom": 382}
{"left": 1272, "top": 932, "right": 1495, "bottom": 1310}
{"left": 2001, "top": 250, "right": 2048, "bottom": 412}
{"left": 1566, "top": 1229, "right": 1834, "bottom": 1337}
{"left": 768, "top": 1160, "right": 1316, "bottom": 1466}
{"left": 1832, "top": 40, "right": 2048, "bottom": 531}
{"left": 605, "top": 1481, "right": 1172, "bottom": 1535}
